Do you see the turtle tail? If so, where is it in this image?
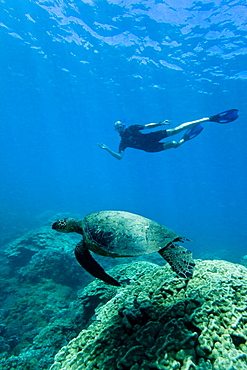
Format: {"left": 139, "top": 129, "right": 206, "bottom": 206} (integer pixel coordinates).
{"left": 75, "top": 241, "right": 121, "bottom": 287}
{"left": 158, "top": 244, "right": 195, "bottom": 279}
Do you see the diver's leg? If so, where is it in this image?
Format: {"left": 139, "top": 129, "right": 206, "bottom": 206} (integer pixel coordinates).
{"left": 166, "top": 117, "right": 209, "bottom": 137}
{"left": 162, "top": 140, "right": 182, "bottom": 150}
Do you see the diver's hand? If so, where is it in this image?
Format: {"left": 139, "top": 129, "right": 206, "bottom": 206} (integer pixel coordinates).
{"left": 159, "top": 120, "right": 170, "bottom": 125}
{"left": 98, "top": 143, "right": 123, "bottom": 160}
{"left": 98, "top": 143, "right": 108, "bottom": 150}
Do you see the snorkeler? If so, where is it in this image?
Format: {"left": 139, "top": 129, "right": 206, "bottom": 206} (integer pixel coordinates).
{"left": 98, "top": 109, "right": 238, "bottom": 160}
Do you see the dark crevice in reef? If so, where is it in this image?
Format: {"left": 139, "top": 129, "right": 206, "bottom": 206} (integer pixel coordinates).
{"left": 184, "top": 320, "right": 202, "bottom": 336}
{"left": 230, "top": 333, "right": 246, "bottom": 347}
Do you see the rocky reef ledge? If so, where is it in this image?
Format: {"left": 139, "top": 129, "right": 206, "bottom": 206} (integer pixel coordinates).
{"left": 50, "top": 260, "right": 247, "bottom": 370}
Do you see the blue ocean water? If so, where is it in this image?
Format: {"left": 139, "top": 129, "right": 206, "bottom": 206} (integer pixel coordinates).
{"left": 0, "top": 0, "right": 246, "bottom": 262}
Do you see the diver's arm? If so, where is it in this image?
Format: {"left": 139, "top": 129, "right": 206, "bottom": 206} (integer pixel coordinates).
{"left": 98, "top": 143, "right": 124, "bottom": 160}
{"left": 143, "top": 120, "right": 170, "bottom": 129}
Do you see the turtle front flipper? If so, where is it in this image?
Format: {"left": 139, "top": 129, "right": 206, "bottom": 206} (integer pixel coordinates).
{"left": 75, "top": 241, "right": 121, "bottom": 287}
{"left": 159, "top": 244, "right": 195, "bottom": 279}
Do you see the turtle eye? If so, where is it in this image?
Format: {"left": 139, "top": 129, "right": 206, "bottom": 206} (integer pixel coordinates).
{"left": 59, "top": 219, "right": 68, "bottom": 228}
{"left": 52, "top": 219, "right": 67, "bottom": 230}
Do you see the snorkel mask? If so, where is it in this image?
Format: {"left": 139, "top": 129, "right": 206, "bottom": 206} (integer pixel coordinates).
{"left": 114, "top": 120, "right": 126, "bottom": 131}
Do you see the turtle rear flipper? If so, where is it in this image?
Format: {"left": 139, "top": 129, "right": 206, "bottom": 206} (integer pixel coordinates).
{"left": 75, "top": 241, "right": 121, "bottom": 287}
{"left": 159, "top": 244, "right": 195, "bottom": 279}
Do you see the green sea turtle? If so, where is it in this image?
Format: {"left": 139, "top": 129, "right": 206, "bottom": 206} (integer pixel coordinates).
{"left": 52, "top": 211, "right": 195, "bottom": 286}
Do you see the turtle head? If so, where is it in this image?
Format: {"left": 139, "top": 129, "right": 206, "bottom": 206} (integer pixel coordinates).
{"left": 52, "top": 218, "right": 83, "bottom": 234}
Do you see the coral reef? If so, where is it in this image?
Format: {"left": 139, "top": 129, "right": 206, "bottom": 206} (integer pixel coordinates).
{"left": 1, "top": 218, "right": 159, "bottom": 370}
{"left": 2, "top": 219, "right": 247, "bottom": 370}
{"left": 1, "top": 221, "right": 157, "bottom": 370}
{"left": 50, "top": 260, "right": 247, "bottom": 370}
{"left": 0, "top": 221, "right": 93, "bottom": 370}
{"left": 4, "top": 225, "right": 78, "bottom": 266}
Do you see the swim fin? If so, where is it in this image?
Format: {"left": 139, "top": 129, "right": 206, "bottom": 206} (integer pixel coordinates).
{"left": 183, "top": 123, "right": 204, "bottom": 142}
{"left": 209, "top": 109, "right": 238, "bottom": 124}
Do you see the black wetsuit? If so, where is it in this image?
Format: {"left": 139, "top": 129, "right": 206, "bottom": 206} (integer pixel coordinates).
{"left": 118, "top": 125, "right": 168, "bottom": 153}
